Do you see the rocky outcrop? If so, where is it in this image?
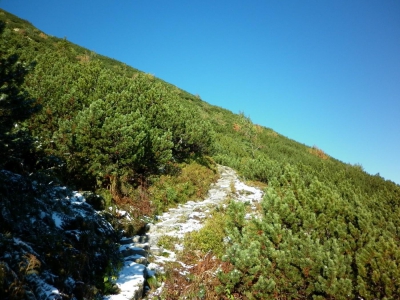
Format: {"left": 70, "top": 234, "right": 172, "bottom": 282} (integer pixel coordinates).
{"left": 0, "top": 170, "right": 120, "bottom": 300}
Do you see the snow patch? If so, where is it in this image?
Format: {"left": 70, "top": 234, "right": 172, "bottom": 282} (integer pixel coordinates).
{"left": 26, "top": 274, "right": 62, "bottom": 300}
{"left": 103, "top": 262, "right": 146, "bottom": 300}
{"left": 51, "top": 212, "right": 64, "bottom": 229}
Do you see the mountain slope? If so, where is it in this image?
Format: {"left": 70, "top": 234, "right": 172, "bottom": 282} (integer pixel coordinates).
{"left": 1, "top": 8, "right": 399, "bottom": 299}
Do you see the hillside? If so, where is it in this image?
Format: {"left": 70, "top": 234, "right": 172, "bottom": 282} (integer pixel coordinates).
{"left": 1, "top": 8, "right": 400, "bottom": 299}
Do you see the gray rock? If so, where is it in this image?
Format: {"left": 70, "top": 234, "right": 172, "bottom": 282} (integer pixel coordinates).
{"left": 120, "top": 237, "right": 134, "bottom": 245}
{"left": 125, "top": 255, "right": 148, "bottom": 265}
{"left": 132, "top": 235, "right": 150, "bottom": 243}
{"left": 132, "top": 243, "right": 150, "bottom": 250}
{"left": 145, "top": 223, "right": 154, "bottom": 232}
{"left": 121, "top": 247, "right": 148, "bottom": 258}
{"left": 149, "top": 246, "right": 164, "bottom": 255}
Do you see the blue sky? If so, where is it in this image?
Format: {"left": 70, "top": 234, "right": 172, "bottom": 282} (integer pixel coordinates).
{"left": 2, "top": 0, "right": 400, "bottom": 184}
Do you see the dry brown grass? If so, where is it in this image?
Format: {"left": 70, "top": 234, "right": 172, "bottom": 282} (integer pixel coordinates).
{"left": 308, "top": 145, "right": 329, "bottom": 160}
{"left": 76, "top": 54, "right": 91, "bottom": 63}
{"left": 39, "top": 32, "right": 48, "bottom": 39}
{"left": 267, "top": 130, "right": 278, "bottom": 137}
{"left": 161, "top": 251, "right": 233, "bottom": 299}
{"left": 245, "top": 179, "right": 268, "bottom": 190}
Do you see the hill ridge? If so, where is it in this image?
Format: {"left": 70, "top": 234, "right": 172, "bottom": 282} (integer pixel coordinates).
{"left": 1, "top": 7, "right": 399, "bottom": 299}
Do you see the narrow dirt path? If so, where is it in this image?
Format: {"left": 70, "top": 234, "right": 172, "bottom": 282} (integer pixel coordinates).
{"left": 104, "top": 165, "right": 264, "bottom": 300}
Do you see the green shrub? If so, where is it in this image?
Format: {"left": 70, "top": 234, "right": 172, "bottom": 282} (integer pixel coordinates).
{"left": 183, "top": 210, "right": 228, "bottom": 259}
{"left": 158, "top": 235, "right": 180, "bottom": 250}
{"left": 149, "top": 160, "right": 218, "bottom": 214}
{"left": 219, "top": 166, "right": 400, "bottom": 299}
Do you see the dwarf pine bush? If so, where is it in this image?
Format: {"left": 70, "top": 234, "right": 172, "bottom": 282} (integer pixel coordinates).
{"left": 219, "top": 165, "right": 400, "bottom": 299}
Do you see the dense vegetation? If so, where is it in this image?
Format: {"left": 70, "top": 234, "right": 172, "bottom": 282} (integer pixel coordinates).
{"left": 219, "top": 170, "right": 400, "bottom": 298}
{"left": 0, "top": 9, "right": 216, "bottom": 299}
{"left": 1, "top": 8, "right": 399, "bottom": 299}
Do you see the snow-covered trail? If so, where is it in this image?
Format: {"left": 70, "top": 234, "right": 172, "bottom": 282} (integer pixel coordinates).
{"left": 104, "top": 165, "right": 264, "bottom": 300}
{"left": 148, "top": 165, "right": 263, "bottom": 252}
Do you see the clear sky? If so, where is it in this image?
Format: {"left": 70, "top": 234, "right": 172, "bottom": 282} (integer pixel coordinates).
{"left": 1, "top": 0, "right": 400, "bottom": 185}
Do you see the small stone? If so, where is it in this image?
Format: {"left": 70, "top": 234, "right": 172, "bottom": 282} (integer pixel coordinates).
{"left": 132, "top": 235, "right": 141, "bottom": 243}
{"left": 145, "top": 223, "right": 153, "bottom": 232}
{"left": 120, "top": 237, "right": 134, "bottom": 245}
{"left": 149, "top": 246, "right": 164, "bottom": 255}
{"left": 132, "top": 243, "right": 150, "bottom": 250}
{"left": 135, "top": 257, "right": 148, "bottom": 265}
{"left": 121, "top": 247, "right": 148, "bottom": 258}
{"left": 132, "top": 235, "right": 150, "bottom": 243}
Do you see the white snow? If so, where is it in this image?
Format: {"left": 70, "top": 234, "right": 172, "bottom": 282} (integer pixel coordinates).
{"left": 51, "top": 213, "right": 63, "bottom": 229}
{"left": 70, "top": 192, "right": 86, "bottom": 205}
{"left": 103, "top": 262, "right": 146, "bottom": 300}
{"left": 12, "top": 237, "right": 38, "bottom": 256}
{"left": 27, "top": 274, "right": 62, "bottom": 300}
